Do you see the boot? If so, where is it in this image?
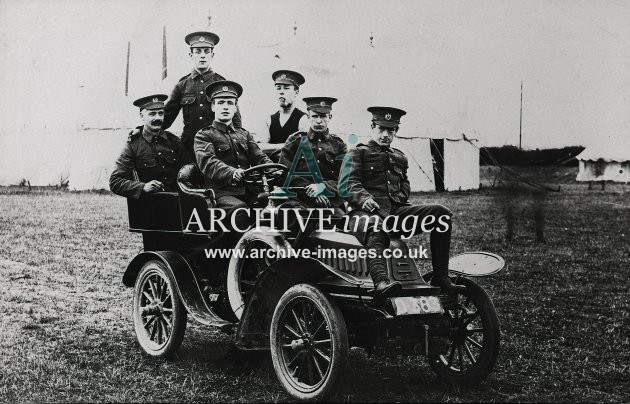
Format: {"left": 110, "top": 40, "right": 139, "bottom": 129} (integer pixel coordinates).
{"left": 431, "top": 274, "right": 465, "bottom": 294}
{"left": 368, "top": 257, "right": 402, "bottom": 298}
{"left": 373, "top": 279, "right": 402, "bottom": 297}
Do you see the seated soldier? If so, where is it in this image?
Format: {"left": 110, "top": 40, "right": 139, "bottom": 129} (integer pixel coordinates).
{"left": 110, "top": 94, "right": 188, "bottom": 198}
{"left": 278, "top": 97, "right": 347, "bottom": 216}
{"left": 194, "top": 80, "right": 272, "bottom": 238}
{"left": 339, "top": 106, "right": 465, "bottom": 297}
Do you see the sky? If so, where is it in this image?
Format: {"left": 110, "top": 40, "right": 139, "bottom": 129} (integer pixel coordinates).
{"left": 0, "top": 0, "right": 629, "bottom": 184}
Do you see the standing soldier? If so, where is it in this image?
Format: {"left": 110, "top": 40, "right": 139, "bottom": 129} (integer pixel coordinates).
{"left": 162, "top": 31, "right": 242, "bottom": 159}
{"left": 110, "top": 94, "right": 188, "bottom": 199}
{"left": 278, "top": 97, "right": 347, "bottom": 213}
{"left": 339, "top": 106, "right": 465, "bottom": 297}
{"left": 195, "top": 80, "right": 272, "bottom": 234}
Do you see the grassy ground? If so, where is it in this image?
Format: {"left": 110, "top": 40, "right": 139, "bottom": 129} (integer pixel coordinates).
{"left": 0, "top": 171, "right": 628, "bottom": 402}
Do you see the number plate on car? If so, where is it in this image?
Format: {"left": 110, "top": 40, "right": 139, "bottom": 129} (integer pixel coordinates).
{"left": 392, "top": 296, "right": 444, "bottom": 316}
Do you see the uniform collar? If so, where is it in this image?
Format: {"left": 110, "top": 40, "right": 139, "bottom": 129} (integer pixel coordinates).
{"left": 212, "top": 120, "right": 235, "bottom": 132}
{"left": 307, "top": 128, "right": 330, "bottom": 141}
{"left": 190, "top": 67, "right": 215, "bottom": 79}
{"left": 142, "top": 128, "right": 167, "bottom": 142}
{"left": 368, "top": 139, "right": 392, "bottom": 152}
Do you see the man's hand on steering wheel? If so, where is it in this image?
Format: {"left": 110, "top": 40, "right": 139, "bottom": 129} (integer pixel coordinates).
{"left": 233, "top": 168, "right": 245, "bottom": 183}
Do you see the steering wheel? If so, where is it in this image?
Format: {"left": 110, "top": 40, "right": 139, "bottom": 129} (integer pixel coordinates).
{"left": 242, "top": 163, "right": 287, "bottom": 190}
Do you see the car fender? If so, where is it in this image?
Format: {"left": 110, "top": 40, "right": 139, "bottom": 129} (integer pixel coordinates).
{"left": 123, "top": 251, "right": 231, "bottom": 327}
{"left": 235, "top": 257, "right": 363, "bottom": 349}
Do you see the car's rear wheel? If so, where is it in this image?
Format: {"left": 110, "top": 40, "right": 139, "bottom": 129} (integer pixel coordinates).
{"left": 133, "top": 260, "right": 187, "bottom": 357}
{"left": 270, "top": 284, "right": 348, "bottom": 401}
{"left": 428, "top": 277, "right": 500, "bottom": 385}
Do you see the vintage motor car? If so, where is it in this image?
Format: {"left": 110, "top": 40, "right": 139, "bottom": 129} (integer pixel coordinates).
{"left": 121, "top": 162, "right": 504, "bottom": 401}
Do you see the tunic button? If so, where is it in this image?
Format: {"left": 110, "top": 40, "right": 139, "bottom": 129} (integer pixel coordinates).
{"left": 387, "top": 181, "right": 391, "bottom": 184}
{"left": 200, "top": 91, "right": 203, "bottom": 94}
{"left": 200, "top": 104, "right": 203, "bottom": 107}
{"left": 201, "top": 80, "right": 204, "bottom": 83}
{"left": 317, "top": 160, "right": 320, "bottom": 163}
{"left": 370, "top": 166, "right": 373, "bottom": 170}
{"left": 162, "top": 166, "right": 165, "bottom": 169}
{"left": 199, "top": 117, "right": 203, "bottom": 120}
{"left": 318, "top": 147, "right": 322, "bottom": 150}
{"left": 158, "top": 152, "right": 162, "bottom": 155}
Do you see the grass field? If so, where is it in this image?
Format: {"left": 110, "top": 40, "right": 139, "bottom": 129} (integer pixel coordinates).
{"left": 0, "top": 172, "right": 629, "bottom": 402}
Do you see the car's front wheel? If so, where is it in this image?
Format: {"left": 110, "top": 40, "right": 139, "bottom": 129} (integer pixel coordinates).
{"left": 132, "top": 260, "right": 187, "bottom": 357}
{"left": 428, "top": 277, "right": 500, "bottom": 384}
{"left": 270, "top": 283, "right": 348, "bottom": 401}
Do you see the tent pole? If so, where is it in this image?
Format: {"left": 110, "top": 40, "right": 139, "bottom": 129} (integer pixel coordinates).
{"left": 519, "top": 80, "right": 523, "bottom": 150}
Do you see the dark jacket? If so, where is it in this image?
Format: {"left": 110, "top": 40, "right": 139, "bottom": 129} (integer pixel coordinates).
{"left": 339, "top": 140, "right": 410, "bottom": 216}
{"left": 109, "top": 127, "right": 188, "bottom": 199}
{"left": 278, "top": 129, "right": 348, "bottom": 208}
{"left": 163, "top": 69, "right": 242, "bottom": 141}
{"left": 194, "top": 121, "right": 271, "bottom": 197}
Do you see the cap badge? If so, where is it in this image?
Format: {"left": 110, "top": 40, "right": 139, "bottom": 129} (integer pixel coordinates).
{"left": 320, "top": 101, "right": 326, "bottom": 106}
{"left": 385, "top": 113, "right": 392, "bottom": 120}
{"left": 222, "top": 86, "right": 229, "bottom": 91}
{"left": 152, "top": 97, "right": 158, "bottom": 102}
{"left": 199, "top": 36, "right": 205, "bottom": 42}
{"left": 280, "top": 74, "right": 286, "bottom": 79}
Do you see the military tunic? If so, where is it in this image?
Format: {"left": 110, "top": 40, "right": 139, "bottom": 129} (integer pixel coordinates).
{"left": 163, "top": 69, "right": 242, "bottom": 155}
{"left": 278, "top": 129, "right": 348, "bottom": 208}
{"left": 109, "top": 127, "right": 188, "bottom": 199}
{"left": 340, "top": 140, "right": 410, "bottom": 216}
{"left": 340, "top": 139, "right": 453, "bottom": 273}
{"left": 194, "top": 121, "right": 272, "bottom": 198}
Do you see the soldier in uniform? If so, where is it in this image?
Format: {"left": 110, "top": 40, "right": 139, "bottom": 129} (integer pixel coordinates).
{"left": 162, "top": 31, "right": 242, "bottom": 160}
{"left": 194, "top": 80, "right": 272, "bottom": 235}
{"left": 109, "top": 94, "right": 188, "bottom": 199}
{"left": 278, "top": 97, "right": 348, "bottom": 214}
{"left": 339, "top": 106, "right": 465, "bottom": 297}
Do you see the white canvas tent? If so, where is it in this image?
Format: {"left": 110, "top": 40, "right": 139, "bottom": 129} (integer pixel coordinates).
{"left": 391, "top": 134, "right": 480, "bottom": 192}
{"left": 576, "top": 139, "right": 630, "bottom": 183}
{"left": 443, "top": 136, "right": 480, "bottom": 191}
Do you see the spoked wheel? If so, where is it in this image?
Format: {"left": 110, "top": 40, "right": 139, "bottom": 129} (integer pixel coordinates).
{"left": 133, "top": 260, "right": 187, "bottom": 357}
{"left": 428, "top": 277, "right": 500, "bottom": 385}
{"left": 271, "top": 284, "right": 348, "bottom": 401}
{"left": 227, "top": 230, "right": 292, "bottom": 320}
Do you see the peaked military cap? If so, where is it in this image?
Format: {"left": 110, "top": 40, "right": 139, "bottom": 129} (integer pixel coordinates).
{"left": 303, "top": 96, "right": 337, "bottom": 113}
{"left": 133, "top": 94, "right": 168, "bottom": 111}
{"left": 185, "top": 31, "right": 220, "bottom": 48}
{"left": 206, "top": 80, "right": 243, "bottom": 100}
{"left": 272, "top": 70, "right": 306, "bottom": 87}
{"left": 367, "top": 106, "right": 407, "bottom": 128}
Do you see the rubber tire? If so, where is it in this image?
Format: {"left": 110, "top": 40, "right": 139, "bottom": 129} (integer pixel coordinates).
{"left": 428, "top": 277, "right": 500, "bottom": 385}
{"left": 270, "top": 284, "right": 348, "bottom": 401}
{"left": 132, "top": 260, "right": 187, "bottom": 358}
